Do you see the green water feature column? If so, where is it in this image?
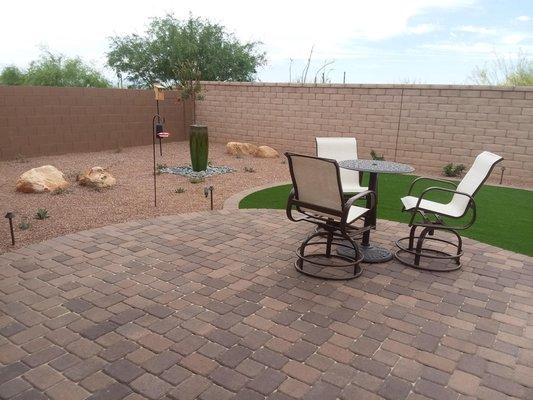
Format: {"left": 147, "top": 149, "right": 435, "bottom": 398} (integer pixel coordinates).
{"left": 189, "top": 125, "right": 209, "bottom": 171}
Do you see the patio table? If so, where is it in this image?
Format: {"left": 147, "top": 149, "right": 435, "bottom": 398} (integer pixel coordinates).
{"left": 338, "top": 159, "right": 414, "bottom": 263}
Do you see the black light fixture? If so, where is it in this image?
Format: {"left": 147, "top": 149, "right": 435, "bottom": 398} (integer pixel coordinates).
{"left": 5, "top": 212, "right": 15, "bottom": 245}
{"left": 204, "top": 185, "right": 214, "bottom": 210}
{"left": 152, "top": 84, "right": 171, "bottom": 207}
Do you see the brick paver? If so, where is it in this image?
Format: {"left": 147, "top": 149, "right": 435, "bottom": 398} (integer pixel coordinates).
{"left": 0, "top": 210, "right": 532, "bottom": 399}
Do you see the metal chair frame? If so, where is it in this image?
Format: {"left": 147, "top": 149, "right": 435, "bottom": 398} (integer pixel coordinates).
{"left": 286, "top": 152, "right": 375, "bottom": 280}
{"left": 395, "top": 154, "right": 503, "bottom": 271}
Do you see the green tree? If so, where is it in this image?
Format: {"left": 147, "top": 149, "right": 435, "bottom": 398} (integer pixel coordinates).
{"left": 469, "top": 54, "right": 533, "bottom": 86}
{"left": 0, "top": 66, "right": 25, "bottom": 85}
{"left": 107, "top": 14, "right": 266, "bottom": 87}
{"left": 0, "top": 50, "right": 111, "bottom": 88}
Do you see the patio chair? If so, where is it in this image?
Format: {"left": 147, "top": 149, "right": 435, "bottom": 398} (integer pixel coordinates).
{"left": 395, "top": 151, "right": 503, "bottom": 271}
{"left": 316, "top": 137, "right": 368, "bottom": 195}
{"left": 285, "top": 152, "right": 375, "bottom": 280}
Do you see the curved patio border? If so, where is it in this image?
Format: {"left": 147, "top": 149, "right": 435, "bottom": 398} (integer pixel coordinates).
{"left": 223, "top": 180, "right": 291, "bottom": 210}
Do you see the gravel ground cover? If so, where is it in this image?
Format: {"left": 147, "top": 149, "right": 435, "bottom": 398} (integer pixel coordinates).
{"left": 0, "top": 142, "right": 289, "bottom": 253}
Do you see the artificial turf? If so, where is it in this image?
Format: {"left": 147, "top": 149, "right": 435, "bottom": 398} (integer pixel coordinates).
{"left": 239, "top": 174, "right": 533, "bottom": 256}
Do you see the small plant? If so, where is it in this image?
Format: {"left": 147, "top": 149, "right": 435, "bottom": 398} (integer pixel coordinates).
{"left": 281, "top": 159, "right": 286, "bottom": 164}
{"left": 18, "top": 218, "right": 31, "bottom": 230}
{"left": 174, "top": 187, "right": 186, "bottom": 193}
{"left": 189, "top": 176, "right": 205, "bottom": 184}
{"left": 243, "top": 166, "right": 256, "bottom": 173}
{"left": 443, "top": 163, "right": 466, "bottom": 177}
{"left": 51, "top": 187, "right": 71, "bottom": 195}
{"left": 15, "top": 153, "right": 28, "bottom": 163}
{"left": 156, "top": 163, "right": 168, "bottom": 174}
{"left": 370, "top": 150, "right": 385, "bottom": 161}
{"left": 114, "top": 147, "right": 123, "bottom": 154}
{"left": 67, "top": 171, "right": 81, "bottom": 181}
{"left": 35, "top": 208, "right": 49, "bottom": 220}
{"left": 208, "top": 159, "right": 214, "bottom": 166}
{"left": 235, "top": 154, "right": 243, "bottom": 159}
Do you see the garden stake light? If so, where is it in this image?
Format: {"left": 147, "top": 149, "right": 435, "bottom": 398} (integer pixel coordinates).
{"left": 204, "top": 186, "right": 214, "bottom": 210}
{"left": 5, "top": 212, "right": 15, "bottom": 245}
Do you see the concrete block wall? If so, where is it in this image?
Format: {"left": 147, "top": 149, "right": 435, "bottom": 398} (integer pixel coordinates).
{"left": 197, "top": 82, "right": 533, "bottom": 187}
{"left": 0, "top": 86, "right": 186, "bottom": 160}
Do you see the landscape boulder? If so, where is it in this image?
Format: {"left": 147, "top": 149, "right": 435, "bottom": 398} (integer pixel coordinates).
{"left": 254, "top": 146, "right": 279, "bottom": 158}
{"left": 16, "top": 165, "right": 69, "bottom": 193}
{"left": 77, "top": 167, "right": 116, "bottom": 189}
{"left": 226, "top": 142, "right": 258, "bottom": 156}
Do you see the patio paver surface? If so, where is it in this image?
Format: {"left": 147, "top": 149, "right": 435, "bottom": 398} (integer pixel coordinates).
{"left": 0, "top": 210, "right": 532, "bottom": 400}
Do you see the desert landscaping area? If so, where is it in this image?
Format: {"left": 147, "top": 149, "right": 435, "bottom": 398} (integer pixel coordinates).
{"left": 0, "top": 142, "right": 289, "bottom": 253}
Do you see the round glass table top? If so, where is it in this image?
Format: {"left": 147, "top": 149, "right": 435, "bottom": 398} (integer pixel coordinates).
{"left": 339, "top": 159, "right": 414, "bottom": 174}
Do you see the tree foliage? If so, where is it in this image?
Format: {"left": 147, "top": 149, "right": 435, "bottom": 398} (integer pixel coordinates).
{"left": 0, "top": 50, "right": 111, "bottom": 88}
{"left": 469, "top": 54, "right": 533, "bottom": 86}
{"left": 107, "top": 14, "right": 266, "bottom": 88}
{"left": 0, "top": 66, "right": 25, "bottom": 85}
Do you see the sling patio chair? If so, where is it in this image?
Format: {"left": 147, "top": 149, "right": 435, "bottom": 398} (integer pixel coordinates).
{"left": 285, "top": 152, "right": 375, "bottom": 280}
{"left": 316, "top": 137, "right": 368, "bottom": 195}
{"left": 395, "top": 151, "right": 503, "bottom": 271}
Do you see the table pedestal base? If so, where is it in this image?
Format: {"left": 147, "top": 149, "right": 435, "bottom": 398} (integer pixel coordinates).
{"left": 337, "top": 243, "right": 393, "bottom": 264}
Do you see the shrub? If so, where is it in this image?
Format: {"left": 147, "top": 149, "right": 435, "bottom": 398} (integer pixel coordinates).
{"left": 51, "top": 187, "right": 71, "bottom": 195}
{"left": 156, "top": 163, "right": 168, "bottom": 174}
{"left": 443, "top": 163, "right": 466, "bottom": 177}
{"left": 189, "top": 176, "right": 205, "bottom": 184}
{"left": 18, "top": 218, "right": 31, "bottom": 230}
{"left": 174, "top": 187, "right": 186, "bottom": 193}
{"left": 243, "top": 166, "right": 256, "bottom": 173}
{"left": 35, "top": 208, "right": 49, "bottom": 220}
{"left": 370, "top": 150, "right": 385, "bottom": 161}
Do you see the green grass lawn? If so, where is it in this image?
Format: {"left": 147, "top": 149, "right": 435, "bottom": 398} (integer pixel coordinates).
{"left": 239, "top": 174, "right": 533, "bottom": 256}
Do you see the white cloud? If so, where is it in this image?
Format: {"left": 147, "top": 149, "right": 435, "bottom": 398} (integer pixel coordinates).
{"left": 406, "top": 23, "right": 439, "bottom": 35}
{"left": 501, "top": 34, "right": 527, "bottom": 44}
{"left": 0, "top": 0, "right": 476, "bottom": 71}
{"left": 455, "top": 25, "right": 497, "bottom": 35}
{"left": 516, "top": 15, "right": 531, "bottom": 22}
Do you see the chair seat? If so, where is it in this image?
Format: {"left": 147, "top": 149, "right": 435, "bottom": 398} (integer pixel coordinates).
{"left": 401, "top": 196, "right": 464, "bottom": 218}
{"left": 303, "top": 204, "right": 369, "bottom": 224}
{"left": 347, "top": 205, "right": 370, "bottom": 223}
{"left": 341, "top": 181, "right": 368, "bottom": 194}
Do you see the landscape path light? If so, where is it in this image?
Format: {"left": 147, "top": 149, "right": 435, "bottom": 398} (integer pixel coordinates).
{"left": 5, "top": 212, "right": 15, "bottom": 245}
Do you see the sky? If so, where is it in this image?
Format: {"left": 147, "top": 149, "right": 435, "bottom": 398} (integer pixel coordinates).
{"left": 1, "top": 0, "right": 532, "bottom": 85}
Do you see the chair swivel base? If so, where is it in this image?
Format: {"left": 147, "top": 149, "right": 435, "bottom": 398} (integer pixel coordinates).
{"left": 337, "top": 243, "right": 393, "bottom": 263}
{"left": 394, "top": 235, "right": 462, "bottom": 272}
{"left": 296, "top": 231, "right": 363, "bottom": 280}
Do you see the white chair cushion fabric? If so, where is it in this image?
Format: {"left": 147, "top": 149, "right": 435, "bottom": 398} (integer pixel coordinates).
{"left": 347, "top": 205, "right": 370, "bottom": 223}
{"left": 401, "top": 196, "right": 465, "bottom": 218}
{"left": 342, "top": 181, "right": 369, "bottom": 194}
{"left": 316, "top": 137, "right": 367, "bottom": 194}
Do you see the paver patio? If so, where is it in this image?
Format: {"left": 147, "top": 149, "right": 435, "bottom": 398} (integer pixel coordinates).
{"left": 0, "top": 210, "right": 532, "bottom": 400}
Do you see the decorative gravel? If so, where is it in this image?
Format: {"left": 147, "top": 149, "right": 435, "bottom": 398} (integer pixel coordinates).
{"left": 0, "top": 142, "right": 290, "bottom": 253}
{"left": 162, "top": 165, "right": 235, "bottom": 178}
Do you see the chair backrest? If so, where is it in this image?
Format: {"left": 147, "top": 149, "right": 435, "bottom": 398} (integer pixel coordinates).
{"left": 316, "top": 137, "right": 361, "bottom": 187}
{"left": 453, "top": 151, "right": 503, "bottom": 213}
{"left": 285, "top": 152, "right": 344, "bottom": 216}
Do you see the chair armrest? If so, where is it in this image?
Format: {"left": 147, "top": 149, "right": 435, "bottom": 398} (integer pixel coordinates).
{"left": 406, "top": 177, "right": 457, "bottom": 196}
{"left": 344, "top": 190, "right": 376, "bottom": 211}
{"left": 341, "top": 190, "right": 375, "bottom": 227}
{"left": 411, "top": 186, "right": 476, "bottom": 229}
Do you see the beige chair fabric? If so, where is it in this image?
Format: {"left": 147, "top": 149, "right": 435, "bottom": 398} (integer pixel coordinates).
{"left": 316, "top": 137, "right": 368, "bottom": 194}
